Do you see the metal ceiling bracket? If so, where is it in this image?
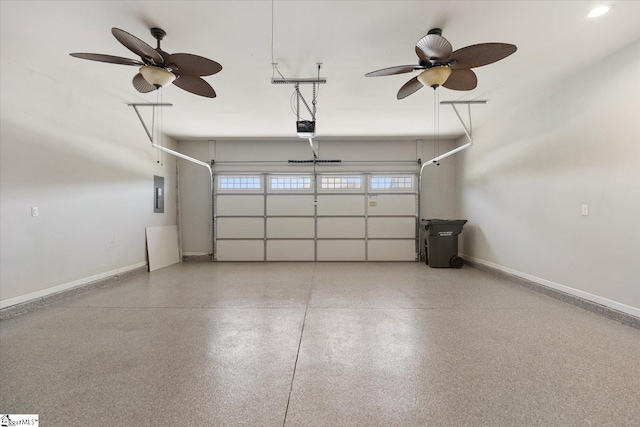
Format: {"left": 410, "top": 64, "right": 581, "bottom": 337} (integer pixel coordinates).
{"left": 418, "top": 99, "right": 487, "bottom": 221}
{"left": 420, "top": 100, "right": 487, "bottom": 172}
{"left": 127, "top": 103, "right": 173, "bottom": 144}
{"left": 271, "top": 77, "right": 327, "bottom": 85}
{"left": 128, "top": 102, "right": 211, "bottom": 174}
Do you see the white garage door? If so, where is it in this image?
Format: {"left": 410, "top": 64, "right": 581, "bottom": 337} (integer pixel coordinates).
{"left": 214, "top": 173, "right": 417, "bottom": 261}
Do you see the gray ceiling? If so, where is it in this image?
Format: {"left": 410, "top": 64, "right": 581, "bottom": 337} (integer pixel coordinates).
{"left": 2, "top": 1, "right": 639, "bottom": 140}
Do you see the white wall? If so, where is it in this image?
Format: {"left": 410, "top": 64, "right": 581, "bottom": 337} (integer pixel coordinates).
{"left": 455, "top": 41, "right": 640, "bottom": 315}
{"left": 177, "top": 138, "right": 458, "bottom": 255}
{"left": 176, "top": 141, "right": 213, "bottom": 255}
{"left": 420, "top": 139, "right": 458, "bottom": 220}
{"left": 0, "top": 58, "right": 177, "bottom": 305}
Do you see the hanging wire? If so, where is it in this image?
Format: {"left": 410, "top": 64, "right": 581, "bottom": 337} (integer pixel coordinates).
{"left": 433, "top": 89, "right": 437, "bottom": 161}
{"left": 270, "top": 0, "right": 287, "bottom": 82}
{"left": 160, "top": 87, "right": 164, "bottom": 166}
{"left": 271, "top": 0, "right": 275, "bottom": 67}
{"left": 271, "top": 1, "right": 320, "bottom": 121}
{"left": 436, "top": 87, "right": 440, "bottom": 165}
{"left": 155, "top": 89, "right": 160, "bottom": 164}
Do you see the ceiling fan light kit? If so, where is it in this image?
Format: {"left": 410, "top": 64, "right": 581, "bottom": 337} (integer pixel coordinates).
{"left": 139, "top": 65, "right": 176, "bottom": 87}
{"left": 417, "top": 66, "right": 452, "bottom": 89}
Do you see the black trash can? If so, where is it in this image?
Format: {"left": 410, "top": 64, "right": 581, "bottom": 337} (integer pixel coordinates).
{"left": 421, "top": 219, "right": 467, "bottom": 268}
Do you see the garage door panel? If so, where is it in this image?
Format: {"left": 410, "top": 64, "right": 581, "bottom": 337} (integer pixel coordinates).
{"left": 368, "top": 240, "right": 415, "bottom": 261}
{"left": 367, "top": 194, "right": 415, "bottom": 216}
{"left": 215, "top": 173, "right": 417, "bottom": 262}
{"left": 317, "top": 240, "right": 365, "bottom": 261}
{"left": 267, "top": 218, "right": 314, "bottom": 238}
{"left": 317, "top": 195, "right": 364, "bottom": 216}
{"left": 217, "top": 195, "right": 264, "bottom": 216}
{"left": 267, "top": 240, "right": 314, "bottom": 261}
{"left": 267, "top": 195, "right": 314, "bottom": 216}
{"left": 217, "top": 240, "right": 264, "bottom": 261}
{"left": 368, "top": 217, "right": 415, "bottom": 238}
{"left": 317, "top": 218, "right": 365, "bottom": 238}
{"left": 217, "top": 218, "right": 264, "bottom": 238}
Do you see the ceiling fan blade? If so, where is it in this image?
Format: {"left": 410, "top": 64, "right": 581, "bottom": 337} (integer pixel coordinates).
{"left": 449, "top": 43, "right": 517, "bottom": 69}
{"left": 132, "top": 73, "right": 157, "bottom": 93}
{"left": 365, "top": 65, "right": 419, "bottom": 77}
{"left": 397, "top": 76, "right": 423, "bottom": 100}
{"left": 70, "top": 53, "right": 143, "bottom": 66}
{"left": 415, "top": 34, "right": 452, "bottom": 62}
{"left": 173, "top": 75, "right": 216, "bottom": 98}
{"left": 165, "top": 53, "right": 222, "bottom": 76}
{"left": 111, "top": 27, "right": 164, "bottom": 64}
{"left": 442, "top": 69, "right": 477, "bottom": 91}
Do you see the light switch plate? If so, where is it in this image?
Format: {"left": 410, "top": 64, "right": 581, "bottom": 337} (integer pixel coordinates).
{"left": 581, "top": 204, "right": 589, "bottom": 216}
{"left": 31, "top": 206, "right": 38, "bottom": 217}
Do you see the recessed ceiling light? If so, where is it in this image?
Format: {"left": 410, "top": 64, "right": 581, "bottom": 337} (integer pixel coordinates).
{"left": 588, "top": 5, "right": 611, "bottom": 18}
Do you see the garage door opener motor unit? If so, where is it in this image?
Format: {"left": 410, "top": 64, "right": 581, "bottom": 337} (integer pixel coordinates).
{"left": 296, "top": 120, "right": 315, "bottom": 138}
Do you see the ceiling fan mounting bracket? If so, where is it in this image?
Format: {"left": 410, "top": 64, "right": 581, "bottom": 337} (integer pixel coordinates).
{"left": 150, "top": 28, "right": 166, "bottom": 41}
{"left": 127, "top": 102, "right": 172, "bottom": 144}
{"left": 428, "top": 28, "right": 443, "bottom": 36}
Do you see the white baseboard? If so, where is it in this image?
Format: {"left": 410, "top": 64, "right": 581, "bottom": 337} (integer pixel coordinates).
{"left": 0, "top": 262, "right": 148, "bottom": 309}
{"left": 462, "top": 255, "right": 640, "bottom": 318}
{"left": 182, "top": 252, "right": 210, "bottom": 256}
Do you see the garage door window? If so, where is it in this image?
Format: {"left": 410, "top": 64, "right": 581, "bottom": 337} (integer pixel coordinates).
{"left": 218, "top": 175, "right": 263, "bottom": 191}
{"left": 320, "top": 176, "right": 362, "bottom": 190}
{"left": 370, "top": 175, "right": 414, "bottom": 191}
{"left": 269, "top": 176, "right": 312, "bottom": 190}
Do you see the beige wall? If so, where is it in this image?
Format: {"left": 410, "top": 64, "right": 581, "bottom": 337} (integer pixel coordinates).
{"left": 455, "top": 41, "right": 640, "bottom": 315}
{"left": 0, "top": 58, "right": 177, "bottom": 305}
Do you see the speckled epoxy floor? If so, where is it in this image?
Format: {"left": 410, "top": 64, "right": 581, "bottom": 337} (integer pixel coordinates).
{"left": 1, "top": 262, "right": 639, "bottom": 426}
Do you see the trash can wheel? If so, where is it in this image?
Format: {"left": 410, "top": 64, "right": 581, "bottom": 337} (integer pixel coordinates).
{"left": 450, "top": 256, "right": 464, "bottom": 269}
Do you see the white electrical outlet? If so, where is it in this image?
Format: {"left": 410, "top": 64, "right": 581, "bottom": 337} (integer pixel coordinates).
{"left": 31, "top": 206, "right": 39, "bottom": 217}
{"left": 581, "top": 204, "right": 589, "bottom": 216}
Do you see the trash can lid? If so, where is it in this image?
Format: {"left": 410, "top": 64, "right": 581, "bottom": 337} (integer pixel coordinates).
{"left": 421, "top": 219, "right": 468, "bottom": 225}
{"left": 420, "top": 219, "right": 468, "bottom": 230}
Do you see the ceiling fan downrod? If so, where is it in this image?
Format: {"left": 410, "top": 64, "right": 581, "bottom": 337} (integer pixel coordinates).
{"left": 150, "top": 27, "right": 166, "bottom": 49}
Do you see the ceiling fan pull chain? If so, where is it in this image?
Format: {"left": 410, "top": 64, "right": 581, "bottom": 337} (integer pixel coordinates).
{"left": 159, "top": 88, "right": 164, "bottom": 166}
{"left": 154, "top": 90, "right": 160, "bottom": 163}
{"left": 433, "top": 91, "right": 437, "bottom": 160}
{"left": 437, "top": 88, "right": 440, "bottom": 164}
